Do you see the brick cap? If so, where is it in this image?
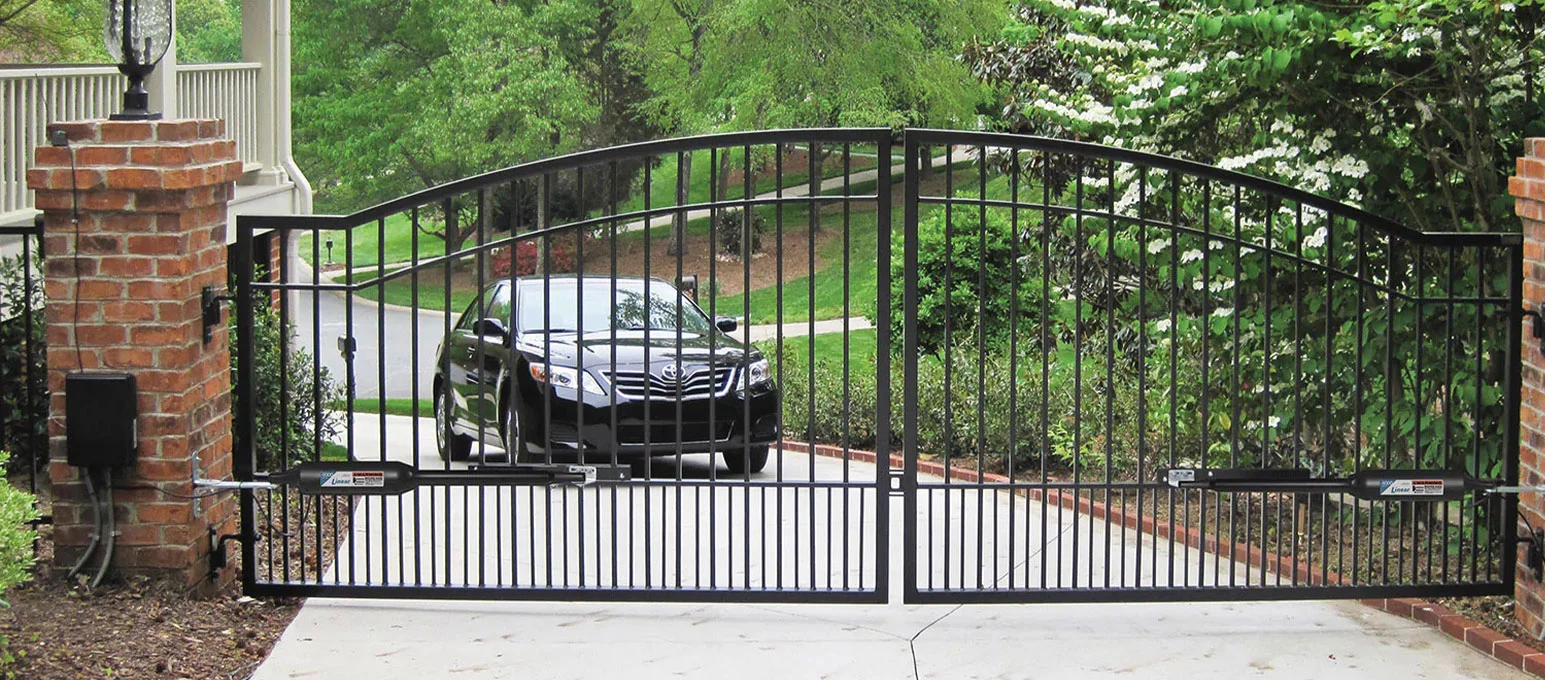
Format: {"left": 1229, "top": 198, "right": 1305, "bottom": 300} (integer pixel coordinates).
{"left": 45, "top": 119, "right": 228, "bottom": 145}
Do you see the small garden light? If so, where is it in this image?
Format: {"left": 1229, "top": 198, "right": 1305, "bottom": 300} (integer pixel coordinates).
{"left": 103, "top": 0, "right": 173, "bottom": 120}
{"left": 325, "top": 238, "right": 334, "bottom": 265}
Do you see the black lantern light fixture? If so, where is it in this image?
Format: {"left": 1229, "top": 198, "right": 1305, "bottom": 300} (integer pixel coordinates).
{"left": 104, "top": 0, "right": 173, "bottom": 120}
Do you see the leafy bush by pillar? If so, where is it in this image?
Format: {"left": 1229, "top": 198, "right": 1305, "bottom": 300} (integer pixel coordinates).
{"left": 0, "top": 254, "right": 45, "bottom": 476}
{"left": 0, "top": 450, "right": 37, "bottom": 605}
{"left": 230, "top": 294, "right": 345, "bottom": 470}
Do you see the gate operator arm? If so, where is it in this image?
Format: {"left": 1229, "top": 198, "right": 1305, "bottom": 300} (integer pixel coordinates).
{"left": 1162, "top": 468, "right": 1545, "bottom": 501}
{"left": 196, "top": 460, "right": 630, "bottom": 496}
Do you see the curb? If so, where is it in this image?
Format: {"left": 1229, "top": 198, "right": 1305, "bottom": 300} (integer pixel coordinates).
{"left": 779, "top": 439, "right": 1543, "bottom": 677}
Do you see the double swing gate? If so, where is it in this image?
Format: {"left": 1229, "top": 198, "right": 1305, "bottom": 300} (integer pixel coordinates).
{"left": 233, "top": 129, "right": 1523, "bottom": 604}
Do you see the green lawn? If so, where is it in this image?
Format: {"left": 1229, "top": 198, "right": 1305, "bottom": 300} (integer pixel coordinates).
{"left": 713, "top": 206, "right": 883, "bottom": 325}
{"left": 351, "top": 265, "right": 480, "bottom": 315}
{"left": 300, "top": 147, "right": 879, "bottom": 271}
{"left": 297, "top": 212, "right": 447, "bottom": 270}
{"left": 757, "top": 328, "right": 879, "bottom": 368}
{"left": 335, "top": 397, "right": 436, "bottom": 418}
{"left": 348, "top": 157, "right": 1003, "bottom": 325}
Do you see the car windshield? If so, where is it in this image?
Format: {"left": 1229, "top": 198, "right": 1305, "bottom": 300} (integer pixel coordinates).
{"left": 517, "top": 280, "right": 714, "bottom": 335}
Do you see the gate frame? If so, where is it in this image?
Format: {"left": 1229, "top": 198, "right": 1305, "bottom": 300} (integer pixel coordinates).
{"left": 898, "top": 128, "right": 1523, "bottom": 605}
{"left": 234, "top": 128, "right": 897, "bottom": 603}
{"left": 231, "top": 127, "right": 1523, "bottom": 605}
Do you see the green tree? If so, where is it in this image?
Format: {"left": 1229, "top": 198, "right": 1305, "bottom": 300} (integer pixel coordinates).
{"left": 965, "top": 0, "right": 1544, "bottom": 232}
{"left": 176, "top": 0, "right": 242, "bottom": 64}
{"left": 293, "top": 0, "right": 599, "bottom": 250}
{"left": 0, "top": 0, "right": 104, "bottom": 62}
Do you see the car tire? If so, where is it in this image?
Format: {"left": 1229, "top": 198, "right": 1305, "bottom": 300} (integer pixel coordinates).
{"left": 723, "top": 445, "right": 769, "bottom": 475}
{"left": 436, "top": 386, "right": 473, "bottom": 462}
{"left": 502, "top": 398, "right": 536, "bottom": 464}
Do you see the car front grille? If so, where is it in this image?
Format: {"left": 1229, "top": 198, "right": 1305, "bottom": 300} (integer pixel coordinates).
{"left": 615, "top": 421, "right": 734, "bottom": 445}
{"left": 604, "top": 366, "right": 736, "bottom": 400}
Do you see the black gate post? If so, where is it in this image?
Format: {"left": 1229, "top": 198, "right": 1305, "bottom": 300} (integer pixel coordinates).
{"left": 900, "top": 130, "right": 922, "bottom": 603}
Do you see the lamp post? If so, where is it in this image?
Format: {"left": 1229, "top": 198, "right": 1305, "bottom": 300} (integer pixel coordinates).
{"left": 104, "top": 0, "right": 173, "bottom": 120}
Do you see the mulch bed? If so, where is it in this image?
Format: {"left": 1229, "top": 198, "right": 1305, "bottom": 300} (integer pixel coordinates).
{"left": 0, "top": 522, "right": 302, "bottom": 680}
{"left": 0, "top": 476, "right": 345, "bottom": 680}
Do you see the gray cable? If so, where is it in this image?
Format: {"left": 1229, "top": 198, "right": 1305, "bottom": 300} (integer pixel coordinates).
{"left": 67, "top": 469, "right": 102, "bottom": 579}
{"left": 91, "top": 469, "right": 115, "bottom": 588}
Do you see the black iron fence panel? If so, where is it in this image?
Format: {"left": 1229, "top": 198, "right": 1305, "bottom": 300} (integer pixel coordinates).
{"left": 232, "top": 128, "right": 1524, "bottom": 604}
{"left": 0, "top": 217, "right": 46, "bottom": 509}
{"left": 900, "top": 129, "right": 1522, "bottom": 603}
{"left": 234, "top": 129, "right": 894, "bottom": 602}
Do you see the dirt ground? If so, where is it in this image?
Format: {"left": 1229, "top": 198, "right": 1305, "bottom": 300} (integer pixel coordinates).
{"left": 0, "top": 474, "right": 346, "bottom": 679}
{"left": 582, "top": 213, "right": 841, "bottom": 298}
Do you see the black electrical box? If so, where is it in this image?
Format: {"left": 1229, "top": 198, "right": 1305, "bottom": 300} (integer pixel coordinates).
{"left": 66, "top": 372, "right": 138, "bottom": 468}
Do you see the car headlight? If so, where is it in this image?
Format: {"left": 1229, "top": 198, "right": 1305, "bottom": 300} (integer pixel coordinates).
{"left": 530, "top": 363, "right": 607, "bottom": 395}
{"left": 741, "top": 357, "right": 771, "bottom": 389}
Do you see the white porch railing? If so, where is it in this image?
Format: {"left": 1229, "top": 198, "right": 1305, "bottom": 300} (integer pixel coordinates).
{"left": 0, "top": 63, "right": 263, "bottom": 222}
{"left": 176, "top": 63, "right": 261, "bottom": 169}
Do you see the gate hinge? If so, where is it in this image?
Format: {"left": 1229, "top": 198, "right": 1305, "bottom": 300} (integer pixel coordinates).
{"left": 1519, "top": 529, "right": 1545, "bottom": 575}
{"left": 201, "top": 286, "right": 236, "bottom": 345}
{"left": 1520, "top": 303, "right": 1545, "bottom": 357}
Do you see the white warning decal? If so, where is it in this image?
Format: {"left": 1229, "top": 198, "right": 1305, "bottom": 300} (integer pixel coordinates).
{"left": 1379, "top": 479, "right": 1445, "bottom": 496}
{"left": 320, "top": 471, "right": 386, "bottom": 488}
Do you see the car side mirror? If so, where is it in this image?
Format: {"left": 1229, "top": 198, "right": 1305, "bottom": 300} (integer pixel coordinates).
{"left": 475, "top": 318, "right": 510, "bottom": 344}
{"left": 715, "top": 317, "right": 738, "bottom": 333}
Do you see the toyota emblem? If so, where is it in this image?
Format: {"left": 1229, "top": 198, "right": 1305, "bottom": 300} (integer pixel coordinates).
{"left": 660, "top": 364, "right": 682, "bottom": 382}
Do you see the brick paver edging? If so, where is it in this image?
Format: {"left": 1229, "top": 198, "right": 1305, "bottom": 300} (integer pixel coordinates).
{"left": 780, "top": 440, "right": 1545, "bottom": 676}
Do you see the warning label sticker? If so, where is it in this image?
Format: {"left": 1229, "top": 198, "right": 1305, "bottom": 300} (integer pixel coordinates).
{"left": 320, "top": 471, "right": 386, "bottom": 488}
{"left": 1378, "top": 479, "right": 1445, "bottom": 497}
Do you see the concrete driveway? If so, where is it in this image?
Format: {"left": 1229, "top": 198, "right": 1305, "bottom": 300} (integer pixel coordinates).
{"left": 249, "top": 414, "right": 1528, "bottom": 679}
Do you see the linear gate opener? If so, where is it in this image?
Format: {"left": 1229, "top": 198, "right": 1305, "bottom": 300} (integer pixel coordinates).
{"left": 195, "top": 461, "right": 631, "bottom": 576}
{"left": 1164, "top": 467, "right": 1545, "bottom": 572}
{"left": 1161, "top": 468, "right": 1542, "bottom": 501}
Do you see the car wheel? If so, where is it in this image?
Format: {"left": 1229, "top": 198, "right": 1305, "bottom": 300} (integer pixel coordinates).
{"left": 502, "top": 398, "right": 536, "bottom": 464}
{"left": 723, "top": 445, "right": 769, "bottom": 475}
{"left": 436, "top": 386, "right": 473, "bottom": 462}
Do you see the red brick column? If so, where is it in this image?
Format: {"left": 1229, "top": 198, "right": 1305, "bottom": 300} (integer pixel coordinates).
{"left": 1515, "top": 137, "right": 1545, "bottom": 635}
{"left": 26, "top": 119, "right": 243, "bottom": 593}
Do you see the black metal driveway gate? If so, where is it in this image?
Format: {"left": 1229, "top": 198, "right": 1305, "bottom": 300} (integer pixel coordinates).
{"left": 234, "top": 129, "right": 1522, "bottom": 604}
{"left": 235, "top": 129, "right": 895, "bottom": 602}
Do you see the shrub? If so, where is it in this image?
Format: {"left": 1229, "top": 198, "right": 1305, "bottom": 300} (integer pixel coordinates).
{"left": 491, "top": 238, "right": 577, "bottom": 278}
{"left": 0, "top": 450, "right": 37, "bottom": 605}
{"left": 230, "top": 293, "right": 346, "bottom": 471}
{"left": 0, "top": 254, "right": 45, "bottom": 477}
{"left": 714, "top": 208, "right": 766, "bottom": 258}
{"left": 888, "top": 205, "right": 1044, "bottom": 354}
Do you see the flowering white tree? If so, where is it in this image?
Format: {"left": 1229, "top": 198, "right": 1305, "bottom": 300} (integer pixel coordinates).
{"left": 965, "top": 0, "right": 1543, "bottom": 232}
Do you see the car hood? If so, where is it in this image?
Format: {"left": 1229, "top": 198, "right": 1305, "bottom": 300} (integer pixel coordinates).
{"left": 516, "top": 330, "right": 755, "bottom": 368}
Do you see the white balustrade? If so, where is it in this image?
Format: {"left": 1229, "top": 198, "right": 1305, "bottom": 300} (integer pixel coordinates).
{"left": 0, "top": 63, "right": 264, "bottom": 223}
{"left": 176, "top": 63, "right": 261, "bottom": 170}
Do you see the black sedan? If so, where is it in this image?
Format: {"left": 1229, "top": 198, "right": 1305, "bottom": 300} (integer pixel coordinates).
{"left": 433, "top": 276, "right": 780, "bottom": 473}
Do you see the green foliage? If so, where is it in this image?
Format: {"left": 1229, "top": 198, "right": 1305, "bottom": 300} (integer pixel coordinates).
{"left": 626, "top": 0, "right": 1004, "bottom": 133}
{"left": 293, "top": 0, "right": 600, "bottom": 218}
{"left": 0, "top": 451, "right": 38, "bottom": 607}
{"left": 0, "top": 0, "right": 105, "bottom": 62}
{"left": 230, "top": 294, "right": 345, "bottom": 470}
{"left": 966, "top": 0, "right": 1544, "bottom": 233}
{"left": 714, "top": 208, "right": 765, "bottom": 257}
{"left": 176, "top": 0, "right": 243, "bottom": 64}
{"left": 890, "top": 204, "right": 1042, "bottom": 354}
{"left": 0, "top": 254, "right": 44, "bottom": 476}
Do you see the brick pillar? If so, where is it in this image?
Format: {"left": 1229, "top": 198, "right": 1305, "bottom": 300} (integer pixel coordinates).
{"left": 1514, "top": 137, "right": 1545, "bottom": 635}
{"left": 26, "top": 119, "right": 243, "bottom": 593}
